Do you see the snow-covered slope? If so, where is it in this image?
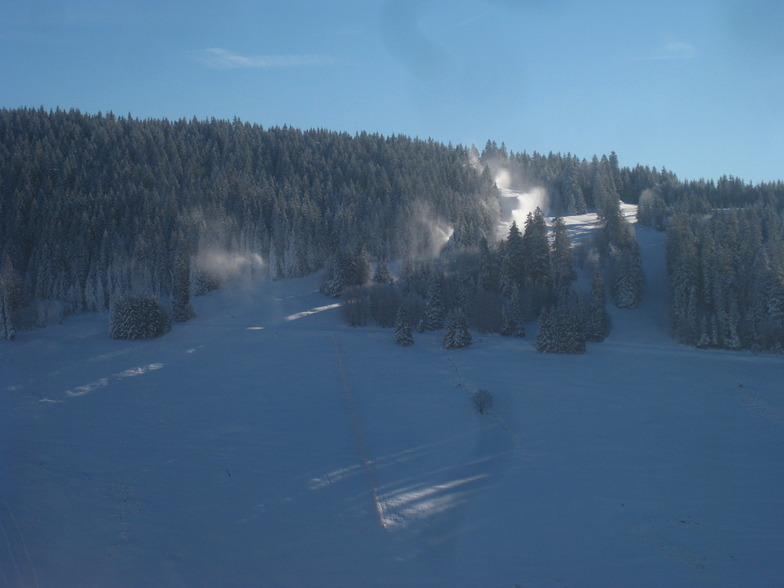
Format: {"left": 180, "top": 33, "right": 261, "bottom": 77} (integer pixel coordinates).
{"left": 2, "top": 213, "right": 784, "bottom": 587}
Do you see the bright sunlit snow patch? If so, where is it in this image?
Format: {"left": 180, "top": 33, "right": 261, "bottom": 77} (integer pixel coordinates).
{"left": 66, "top": 378, "right": 109, "bottom": 397}
{"left": 284, "top": 303, "right": 341, "bottom": 322}
{"left": 307, "top": 464, "right": 363, "bottom": 490}
{"left": 378, "top": 474, "right": 487, "bottom": 530}
{"left": 115, "top": 363, "right": 164, "bottom": 378}
{"left": 61, "top": 363, "right": 165, "bottom": 399}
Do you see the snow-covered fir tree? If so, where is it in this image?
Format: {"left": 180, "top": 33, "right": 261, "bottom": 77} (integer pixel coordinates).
{"left": 551, "top": 216, "right": 576, "bottom": 288}
{"left": 522, "top": 208, "right": 551, "bottom": 287}
{"left": 500, "top": 221, "right": 525, "bottom": 295}
{"left": 373, "top": 259, "right": 394, "bottom": 284}
{"left": 321, "top": 250, "right": 370, "bottom": 298}
{"left": 444, "top": 308, "right": 471, "bottom": 349}
{"left": 535, "top": 290, "right": 585, "bottom": 354}
{"left": 423, "top": 273, "right": 446, "bottom": 330}
{"left": 109, "top": 295, "right": 172, "bottom": 340}
{"left": 500, "top": 283, "right": 526, "bottom": 337}
{"left": 0, "top": 257, "right": 19, "bottom": 341}
{"left": 612, "top": 244, "right": 644, "bottom": 309}
{"left": 585, "top": 268, "right": 610, "bottom": 342}
{"left": 171, "top": 253, "right": 196, "bottom": 322}
{"left": 478, "top": 238, "right": 500, "bottom": 293}
{"left": 393, "top": 305, "right": 414, "bottom": 346}
{"left": 0, "top": 278, "right": 15, "bottom": 341}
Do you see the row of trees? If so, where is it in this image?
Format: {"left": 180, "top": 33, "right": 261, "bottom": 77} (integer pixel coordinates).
{"left": 480, "top": 140, "right": 784, "bottom": 220}
{"left": 667, "top": 206, "right": 784, "bottom": 351}
{"left": 329, "top": 209, "right": 617, "bottom": 354}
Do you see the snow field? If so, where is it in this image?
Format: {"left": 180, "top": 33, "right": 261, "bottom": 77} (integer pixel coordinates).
{"left": 2, "top": 211, "right": 784, "bottom": 586}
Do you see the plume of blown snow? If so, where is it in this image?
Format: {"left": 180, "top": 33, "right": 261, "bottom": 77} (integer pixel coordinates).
{"left": 471, "top": 151, "right": 550, "bottom": 237}
{"left": 494, "top": 166, "right": 548, "bottom": 238}
{"left": 194, "top": 248, "right": 265, "bottom": 284}
{"left": 510, "top": 186, "right": 548, "bottom": 227}
{"left": 406, "top": 203, "right": 454, "bottom": 260}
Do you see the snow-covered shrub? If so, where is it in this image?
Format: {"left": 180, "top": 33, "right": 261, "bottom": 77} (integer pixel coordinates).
{"left": 109, "top": 295, "right": 172, "bottom": 340}
{"left": 471, "top": 389, "right": 493, "bottom": 414}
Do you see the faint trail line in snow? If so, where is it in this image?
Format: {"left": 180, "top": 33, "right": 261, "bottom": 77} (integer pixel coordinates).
{"left": 634, "top": 518, "right": 707, "bottom": 572}
{"left": 444, "top": 355, "right": 534, "bottom": 463}
{"left": 740, "top": 388, "right": 783, "bottom": 426}
{"left": 332, "top": 334, "right": 387, "bottom": 529}
{"left": 0, "top": 492, "right": 40, "bottom": 588}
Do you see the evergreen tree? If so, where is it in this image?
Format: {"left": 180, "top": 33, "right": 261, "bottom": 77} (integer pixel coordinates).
{"left": 321, "top": 250, "right": 369, "bottom": 298}
{"left": 0, "top": 277, "right": 15, "bottom": 341}
{"left": 0, "top": 256, "right": 19, "bottom": 341}
{"left": 500, "top": 283, "right": 526, "bottom": 337}
{"left": 551, "top": 216, "right": 576, "bottom": 288}
{"left": 393, "top": 305, "right": 414, "bottom": 346}
{"left": 535, "top": 307, "right": 557, "bottom": 353}
{"left": 500, "top": 221, "right": 525, "bottom": 295}
{"left": 535, "top": 291, "right": 585, "bottom": 354}
{"left": 109, "top": 295, "right": 172, "bottom": 340}
{"left": 478, "top": 237, "right": 500, "bottom": 293}
{"left": 585, "top": 268, "right": 610, "bottom": 342}
{"left": 444, "top": 307, "right": 471, "bottom": 349}
{"left": 424, "top": 273, "right": 446, "bottom": 330}
{"left": 592, "top": 155, "right": 621, "bottom": 219}
{"left": 523, "top": 208, "right": 551, "bottom": 287}
{"left": 373, "top": 259, "right": 394, "bottom": 284}
{"left": 171, "top": 253, "right": 196, "bottom": 322}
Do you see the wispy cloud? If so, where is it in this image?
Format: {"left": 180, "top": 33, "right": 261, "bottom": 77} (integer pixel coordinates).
{"left": 637, "top": 39, "right": 697, "bottom": 61}
{"left": 194, "top": 48, "right": 336, "bottom": 69}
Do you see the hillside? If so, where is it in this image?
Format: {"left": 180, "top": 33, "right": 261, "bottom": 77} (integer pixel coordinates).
{"left": 3, "top": 210, "right": 783, "bottom": 587}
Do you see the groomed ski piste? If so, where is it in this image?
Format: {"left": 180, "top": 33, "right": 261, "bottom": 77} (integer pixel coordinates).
{"left": 2, "top": 202, "right": 784, "bottom": 587}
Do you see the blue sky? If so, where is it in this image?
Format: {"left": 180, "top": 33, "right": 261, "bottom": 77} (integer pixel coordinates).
{"left": 2, "top": 0, "right": 783, "bottom": 183}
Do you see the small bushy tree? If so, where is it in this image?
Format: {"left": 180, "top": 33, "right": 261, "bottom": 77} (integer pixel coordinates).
{"left": 109, "top": 295, "right": 171, "bottom": 340}
{"left": 471, "top": 389, "right": 493, "bottom": 414}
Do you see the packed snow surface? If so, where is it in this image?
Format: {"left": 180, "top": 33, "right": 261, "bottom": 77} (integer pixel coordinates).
{"left": 2, "top": 211, "right": 784, "bottom": 587}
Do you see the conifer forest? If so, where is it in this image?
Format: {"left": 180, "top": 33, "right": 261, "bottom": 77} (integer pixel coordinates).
{"left": 2, "top": 107, "right": 784, "bottom": 352}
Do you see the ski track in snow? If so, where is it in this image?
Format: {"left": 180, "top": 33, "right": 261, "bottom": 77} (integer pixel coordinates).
{"left": 0, "top": 492, "right": 40, "bottom": 588}
{"left": 331, "top": 333, "right": 387, "bottom": 529}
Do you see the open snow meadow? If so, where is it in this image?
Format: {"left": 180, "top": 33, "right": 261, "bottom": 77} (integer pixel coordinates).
{"left": 3, "top": 211, "right": 784, "bottom": 587}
